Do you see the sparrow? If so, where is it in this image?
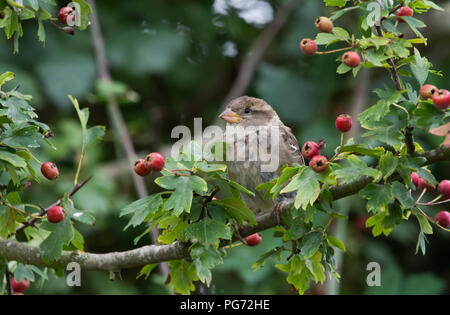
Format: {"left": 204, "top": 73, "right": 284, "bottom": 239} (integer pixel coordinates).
{"left": 219, "top": 96, "right": 304, "bottom": 222}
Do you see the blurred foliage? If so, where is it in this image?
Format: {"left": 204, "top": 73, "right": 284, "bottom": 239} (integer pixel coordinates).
{"left": 1, "top": 0, "right": 449, "bottom": 294}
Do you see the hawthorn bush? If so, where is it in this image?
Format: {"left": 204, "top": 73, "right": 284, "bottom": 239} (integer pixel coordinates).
{"left": 0, "top": 0, "right": 449, "bottom": 295}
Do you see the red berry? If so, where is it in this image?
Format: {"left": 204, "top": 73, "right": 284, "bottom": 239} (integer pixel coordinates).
{"left": 342, "top": 51, "right": 361, "bottom": 68}
{"left": 300, "top": 38, "right": 318, "bottom": 56}
{"left": 41, "top": 162, "right": 59, "bottom": 180}
{"left": 310, "top": 155, "right": 329, "bottom": 173}
{"left": 11, "top": 278, "right": 30, "bottom": 293}
{"left": 435, "top": 211, "right": 450, "bottom": 228}
{"left": 419, "top": 84, "right": 437, "bottom": 100}
{"left": 134, "top": 159, "right": 150, "bottom": 176}
{"left": 315, "top": 17, "right": 333, "bottom": 33}
{"left": 335, "top": 114, "right": 352, "bottom": 132}
{"left": 396, "top": 6, "right": 413, "bottom": 22}
{"left": 417, "top": 177, "right": 434, "bottom": 192}
{"left": 58, "top": 6, "right": 74, "bottom": 25}
{"left": 145, "top": 152, "right": 165, "bottom": 172}
{"left": 437, "top": 180, "right": 450, "bottom": 200}
{"left": 411, "top": 172, "right": 420, "bottom": 188}
{"left": 301, "top": 141, "right": 320, "bottom": 160}
{"left": 47, "top": 205, "right": 65, "bottom": 223}
{"left": 354, "top": 215, "right": 367, "bottom": 232}
{"left": 245, "top": 233, "right": 262, "bottom": 246}
{"left": 431, "top": 89, "right": 450, "bottom": 110}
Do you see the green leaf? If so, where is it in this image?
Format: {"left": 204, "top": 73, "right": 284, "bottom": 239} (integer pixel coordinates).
{"left": 324, "top": 0, "right": 348, "bottom": 7}
{"left": 416, "top": 168, "right": 438, "bottom": 187}
{"left": 156, "top": 175, "right": 207, "bottom": 216}
{"left": 391, "top": 181, "right": 415, "bottom": 209}
{"left": 336, "top": 63, "right": 352, "bottom": 74}
{"left": 70, "top": 209, "right": 96, "bottom": 226}
{"left": 379, "top": 151, "right": 398, "bottom": 180}
{"left": 1, "top": 124, "right": 43, "bottom": 149}
{"left": 71, "top": 227, "right": 85, "bottom": 251}
{"left": 168, "top": 260, "right": 198, "bottom": 295}
{"left": 300, "top": 231, "right": 324, "bottom": 259}
{"left": 123, "top": 193, "right": 163, "bottom": 230}
{"left": 73, "top": 0, "right": 92, "bottom": 30}
{"left": 276, "top": 256, "right": 311, "bottom": 295}
{"left": 281, "top": 167, "right": 321, "bottom": 210}
{"left": 332, "top": 27, "right": 350, "bottom": 41}
{"left": 333, "top": 155, "right": 382, "bottom": 184}
{"left": 401, "top": 16, "right": 426, "bottom": 43}
{"left": 359, "top": 183, "right": 392, "bottom": 214}
{"left": 14, "top": 263, "right": 35, "bottom": 282}
{"left": 0, "top": 150, "right": 27, "bottom": 168}
{"left": 314, "top": 33, "right": 340, "bottom": 46}
{"left": 137, "top": 264, "right": 158, "bottom": 280}
{"left": 340, "top": 144, "right": 385, "bottom": 157}
{"left": 415, "top": 213, "right": 433, "bottom": 235}
{"left": 40, "top": 215, "right": 74, "bottom": 262}
{"left": 185, "top": 218, "right": 232, "bottom": 248}
{"left": 252, "top": 247, "right": 283, "bottom": 271}
{"left": 410, "top": 47, "right": 430, "bottom": 86}
{"left": 190, "top": 244, "right": 225, "bottom": 286}
{"left": 326, "top": 235, "right": 346, "bottom": 252}
{"left": 211, "top": 198, "right": 256, "bottom": 226}
{"left": 0, "top": 72, "right": 15, "bottom": 88}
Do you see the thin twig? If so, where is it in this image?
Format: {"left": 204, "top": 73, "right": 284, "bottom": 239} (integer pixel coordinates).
{"left": 15, "top": 176, "right": 93, "bottom": 234}
{"left": 87, "top": 0, "right": 169, "bottom": 278}
{"left": 5, "top": 263, "right": 12, "bottom": 295}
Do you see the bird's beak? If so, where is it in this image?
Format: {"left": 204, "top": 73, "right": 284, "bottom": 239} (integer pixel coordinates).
{"left": 219, "top": 108, "right": 242, "bottom": 124}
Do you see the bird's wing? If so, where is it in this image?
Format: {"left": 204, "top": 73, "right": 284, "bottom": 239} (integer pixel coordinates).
{"left": 279, "top": 124, "right": 305, "bottom": 166}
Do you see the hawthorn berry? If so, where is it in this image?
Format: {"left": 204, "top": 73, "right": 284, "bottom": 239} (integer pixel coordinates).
{"left": 342, "top": 51, "right": 361, "bottom": 68}
{"left": 11, "top": 278, "right": 30, "bottom": 293}
{"left": 419, "top": 84, "right": 437, "bottom": 100}
{"left": 431, "top": 89, "right": 450, "bottom": 109}
{"left": 315, "top": 17, "right": 333, "bottom": 33}
{"left": 417, "top": 177, "right": 434, "bottom": 192}
{"left": 41, "top": 162, "right": 59, "bottom": 180}
{"left": 301, "top": 141, "right": 320, "bottom": 160}
{"left": 310, "top": 155, "right": 329, "bottom": 173}
{"left": 145, "top": 152, "right": 165, "bottom": 172}
{"left": 335, "top": 114, "right": 352, "bottom": 132}
{"left": 437, "top": 180, "right": 450, "bottom": 200}
{"left": 58, "top": 6, "right": 74, "bottom": 25}
{"left": 396, "top": 6, "right": 413, "bottom": 22}
{"left": 435, "top": 211, "right": 450, "bottom": 228}
{"left": 47, "top": 205, "right": 65, "bottom": 223}
{"left": 134, "top": 159, "right": 150, "bottom": 176}
{"left": 245, "top": 233, "right": 262, "bottom": 246}
{"left": 354, "top": 215, "right": 368, "bottom": 232}
{"left": 411, "top": 172, "right": 420, "bottom": 188}
{"left": 300, "top": 39, "right": 318, "bottom": 56}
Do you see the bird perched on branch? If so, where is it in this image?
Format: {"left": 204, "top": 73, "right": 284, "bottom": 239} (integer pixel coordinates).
{"left": 219, "top": 96, "right": 304, "bottom": 222}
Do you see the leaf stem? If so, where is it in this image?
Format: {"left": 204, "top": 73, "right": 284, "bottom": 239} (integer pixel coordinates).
{"left": 316, "top": 46, "right": 353, "bottom": 55}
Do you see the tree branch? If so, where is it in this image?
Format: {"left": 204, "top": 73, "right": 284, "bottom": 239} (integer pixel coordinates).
{"left": 2, "top": 147, "right": 448, "bottom": 271}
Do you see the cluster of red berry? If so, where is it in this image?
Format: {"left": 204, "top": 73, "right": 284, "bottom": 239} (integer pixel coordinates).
{"left": 411, "top": 173, "right": 450, "bottom": 228}
{"left": 40, "top": 162, "right": 66, "bottom": 224}
{"left": 301, "top": 115, "right": 353, "bottom": 173}
{"left": 299, "top": 16, "right": 362, "bottom": 69}
{"left": 420, "top": 84, "right": 450, "bottom": 110}
{"left": 133, "top": 152, "right": 166, "bottom": 176}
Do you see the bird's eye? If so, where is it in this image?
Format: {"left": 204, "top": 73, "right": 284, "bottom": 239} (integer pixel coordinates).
{"left": 244, "top": 107, "right": 251, "bottom": 114}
